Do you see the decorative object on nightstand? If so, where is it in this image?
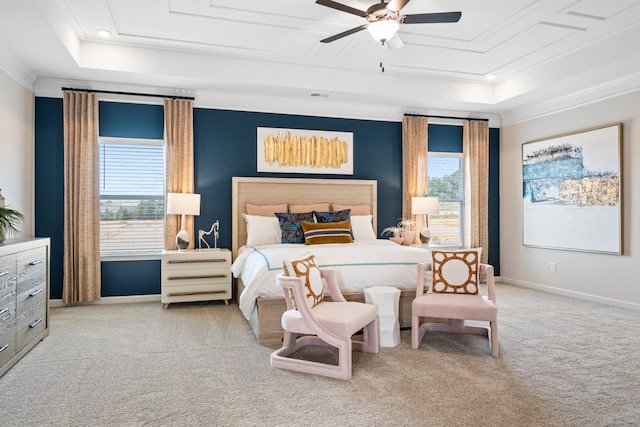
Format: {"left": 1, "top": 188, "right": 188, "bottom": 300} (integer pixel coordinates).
{"left": 412, "top": 196, "right": 440, "bottom": 245}
{"left": 161, "top": 248, "right": 232, "bottom": 308}
{"left": 198, "top": 220, "right": 220, "bottom": 250}
{"left": 166, "top": 192, "right": 200, "bottom": 250}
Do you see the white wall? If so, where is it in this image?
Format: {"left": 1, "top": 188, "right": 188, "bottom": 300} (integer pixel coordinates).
{"left": 0, "top": 68, "right": 34, "bottom": 237}
{"left": 500, "top": 91, "right": 640, "bottom": 309}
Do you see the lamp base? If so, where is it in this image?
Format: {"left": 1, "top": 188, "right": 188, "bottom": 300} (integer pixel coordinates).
{"left": 419, "top": 227, "right": 431, "bottom": 245}
{"left": 176, "top": 229, "right": 190, "bottom": 250}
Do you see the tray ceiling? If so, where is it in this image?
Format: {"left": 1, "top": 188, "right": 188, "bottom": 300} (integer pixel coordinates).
{"left": 1, "top": 0, "right": 640, "bottom": 124}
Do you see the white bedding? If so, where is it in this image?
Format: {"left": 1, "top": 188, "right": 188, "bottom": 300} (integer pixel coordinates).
{"left": 231, "top": 240, "right": 430, "bottom": 320}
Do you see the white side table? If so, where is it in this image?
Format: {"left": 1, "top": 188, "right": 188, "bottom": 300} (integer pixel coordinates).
{"left": 364, "top": 286, "right": 401, "bottom": 347}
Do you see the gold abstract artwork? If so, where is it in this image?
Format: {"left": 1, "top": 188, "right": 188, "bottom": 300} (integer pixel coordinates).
{"left": 264, "top": 131, "right": 349, "bottom": 169}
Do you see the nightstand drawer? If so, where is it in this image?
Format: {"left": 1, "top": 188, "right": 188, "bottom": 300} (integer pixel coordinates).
{"left": 162, "top": 271, "right": 230, "bottom": 286}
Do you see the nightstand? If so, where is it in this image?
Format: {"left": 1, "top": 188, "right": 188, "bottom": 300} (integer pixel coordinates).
{"left": 161, "top": 249, "right": 232, "bottom": 308}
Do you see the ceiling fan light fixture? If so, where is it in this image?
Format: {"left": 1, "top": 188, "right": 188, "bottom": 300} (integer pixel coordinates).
{"left": 367, "top": 19, "right": 399, "bottom": 44}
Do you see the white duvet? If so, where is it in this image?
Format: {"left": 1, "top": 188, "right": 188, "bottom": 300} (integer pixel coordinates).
{"left": 231, "top": 240, "right": 430, "bottom": 320}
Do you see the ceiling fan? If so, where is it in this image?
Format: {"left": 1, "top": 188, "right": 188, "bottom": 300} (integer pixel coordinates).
{"left": 316, "top": 0, "right": 461, "bottom": 49}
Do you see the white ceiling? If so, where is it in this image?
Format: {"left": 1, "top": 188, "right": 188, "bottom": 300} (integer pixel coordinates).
{"left": 1, "top": 0, "right": 640, "bottom": 125}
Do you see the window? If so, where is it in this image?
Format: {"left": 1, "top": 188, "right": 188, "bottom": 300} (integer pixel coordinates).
{"left": 99, "top": 138, "right": 165, "bottom": 255}
{"left": 427, "top": 153, "right": 463, "bottom": 246}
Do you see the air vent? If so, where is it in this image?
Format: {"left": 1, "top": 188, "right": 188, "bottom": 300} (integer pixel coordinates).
{"left": 310, "top": 93, "right": 330, "bottom": 97}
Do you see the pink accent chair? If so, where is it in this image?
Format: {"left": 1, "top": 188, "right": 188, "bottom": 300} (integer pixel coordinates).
{"left": 412, "top": 262, "right": 498, "bottom": 356}
{"left": 270, "top": 269, "right": 379, "bottom": 380}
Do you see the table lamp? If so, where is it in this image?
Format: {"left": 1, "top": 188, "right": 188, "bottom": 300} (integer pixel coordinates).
{"left": 166, "top": 192, "right": 200, "bottom": 250}
{"left": 412, "top": 196, "right": 440, "bottom": 245}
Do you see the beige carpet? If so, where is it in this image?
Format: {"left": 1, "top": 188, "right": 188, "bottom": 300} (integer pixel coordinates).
{"left": 1, "top": 283, "right": 639, "bottom": 427}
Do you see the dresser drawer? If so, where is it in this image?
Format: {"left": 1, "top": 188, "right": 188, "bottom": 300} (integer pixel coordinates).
{"left": 0, "top": 324, "right": 16, "bottom": 367}
{"left": 0, "top": 253, "right": 16, "bottom": 294}
{"left": 17, "top": 247, "right": 46, "bottom": 287}
{"left": 16, "top": 298, "right": 46, "bottom": 350}
{"left": 17, "top": 281, "right": 47, "bottom": 316}
{"left": 0, "top": 292, "right": 16, "bottom": 329}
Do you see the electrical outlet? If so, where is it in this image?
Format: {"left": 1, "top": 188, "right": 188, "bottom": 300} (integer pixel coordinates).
{"left": 550, "top": 262, "right": 556, "bottom": 273}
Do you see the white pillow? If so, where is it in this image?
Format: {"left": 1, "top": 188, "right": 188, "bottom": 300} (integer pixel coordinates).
{"left": 243, "top": 214, "right": 282, "bottom": 246}
{"left": 351, "top": 215, "right": 376, "bottom": 241}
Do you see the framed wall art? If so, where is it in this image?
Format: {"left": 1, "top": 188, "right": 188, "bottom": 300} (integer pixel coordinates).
{"left": 522, "top": 123, "right": 622, "bottom": 254}
{"left": 257, "top": 127, "right": 353, "bottom": 175}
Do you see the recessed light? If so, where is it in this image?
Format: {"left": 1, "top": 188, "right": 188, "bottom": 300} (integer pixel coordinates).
{"left": 485, "top": 74, "right": 496, "bottom": 81}
{"left": 98, "top": 29, "right": 112, "bottom": 38}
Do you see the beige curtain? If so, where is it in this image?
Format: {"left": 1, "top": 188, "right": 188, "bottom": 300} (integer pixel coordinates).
{"left": 402, "top": 116, "right": 428, "bottom": 244}
{"left": 62, "top": 91, "right": 101, "bottom": 303}
{"left": 164, "top": 98, "right": 195, "bottom": 250}
{"left": 463, "top": 120, "right": 489, "bottom": 263}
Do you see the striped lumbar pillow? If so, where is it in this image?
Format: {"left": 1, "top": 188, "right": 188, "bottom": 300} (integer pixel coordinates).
{"left": 301, "top": 220, "right": 353, "bottom": 245}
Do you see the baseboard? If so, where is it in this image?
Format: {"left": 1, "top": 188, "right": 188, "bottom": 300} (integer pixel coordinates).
{"left": 49, "top": 294, "right": 161, "bottom": 308}
{"left": 500, "top": 277, "right": 640, "bottom": 311}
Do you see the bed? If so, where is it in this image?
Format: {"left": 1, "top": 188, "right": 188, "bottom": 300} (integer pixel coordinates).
{"left": 231, "top": 177, "right": 430, "bottom": 346}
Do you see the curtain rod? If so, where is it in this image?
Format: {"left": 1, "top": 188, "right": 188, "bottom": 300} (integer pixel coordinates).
{"left": 61, "top": 87, "right": 195, "bottom": 101}
{"left": 404, "top": 113, "right": 489, "bottom": 122}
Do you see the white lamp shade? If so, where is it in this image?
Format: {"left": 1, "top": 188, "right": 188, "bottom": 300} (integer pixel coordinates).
{"left": 166, "top": 192, "right": 201, "bottom": 216}
{"left": 412, "top": 196, "right": 440, "bottom": 215}
{"left": 367, "top": 19, "right": 399, "bottom": 42}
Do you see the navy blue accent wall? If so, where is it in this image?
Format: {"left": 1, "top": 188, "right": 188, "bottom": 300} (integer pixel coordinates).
{"left": 489, "top": 128, "right": 500, "bottom": 275}
{"left": 99, "top": 101, "right": 164, "bottom": 139}
{"left": 34, "top": 97, "right": 64, "bottom": 298}
{"left": 101, "top": 260, "right": 161, "bottom": 296}
{"left": 193, "top": 109, "right": 403, "bottom": 249}
{"left": 35, "top": 98, "right": 500, "bottom": 298}
{"left": 428, "top": 124, "right": 463, "bottom": 153}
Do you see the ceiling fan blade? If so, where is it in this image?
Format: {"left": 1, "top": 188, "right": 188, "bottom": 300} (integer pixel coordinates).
{"left": 386, "top": 33, "right": 404, "bottom": 50}
{"left": 320, "top": 24, "right": 368, "bottom": 43}
{"left": 315, "top": 0, "right": 368, "bottom": 17}
{"left": 387, "top": 0, "right": 411, "bottom": 13}
{"left": 401, "top": 11, "right": 462, "bottom": 24}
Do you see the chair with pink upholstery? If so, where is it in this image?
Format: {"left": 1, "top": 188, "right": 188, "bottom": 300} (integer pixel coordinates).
{"left": 270, "top": 253, "right": 379, "bottom": 380}
{"left": 411, "top": 249, "right": 498, "bottom": 356}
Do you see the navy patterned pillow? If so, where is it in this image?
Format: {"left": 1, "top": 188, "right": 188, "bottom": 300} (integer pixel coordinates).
{"left": 275, "top": 212, "right": 314, "bottom": 244}
{"left": 314, "top": 209, "right": 351, "bottom": 223}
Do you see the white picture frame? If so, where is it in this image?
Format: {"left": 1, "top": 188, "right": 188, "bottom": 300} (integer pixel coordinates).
{"left": 522, "top": 123, "right": 622, "bottom": 254}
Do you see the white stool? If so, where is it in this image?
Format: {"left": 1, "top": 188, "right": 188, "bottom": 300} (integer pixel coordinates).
{"left": 364, "top": 286, "right": 401, "bottom": 347}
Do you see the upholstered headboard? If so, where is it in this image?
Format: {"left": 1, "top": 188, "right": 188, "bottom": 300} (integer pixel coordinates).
{"left": 231, "top": 177, "right": 377, "bottom": 258}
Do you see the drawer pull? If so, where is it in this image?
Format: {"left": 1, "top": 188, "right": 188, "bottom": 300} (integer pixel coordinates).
{"left": 168, "top": 274, "right": 227, "bottom": 280}
{"left": 0, "top": 308, "right": 8, "bottom": 316}
{"left": 167, "top": 290, "right": 227, "bottom": 297}
{"left": 167, "top": 259, "right": 227, "bottom": 264}
{"left": 28, "top": 260, "right": 43, "bottom": 266}
{"left": 0, "top": 344, "right": 9, "bottom": 353}
{"left": 29, "top": 318, "right": 43, "bottom": 328}
{"left": 29, "top": 288, "right": 44, "bottom": 297}
{"left": 0, "top": 271, "right": 9, "bottom": 277}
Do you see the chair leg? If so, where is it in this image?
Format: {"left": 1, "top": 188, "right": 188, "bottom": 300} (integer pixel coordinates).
{"left": 270, "top": 334, "right": 354, "bottom": 380}
{"left": 412, "top": 315, "right": 428, "bottom": 349}
{"left": 353, "top": 318, "right": 379, "bottom": 354}
{"left": 490, "top": 321, "right": 499, "bottom": 357}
